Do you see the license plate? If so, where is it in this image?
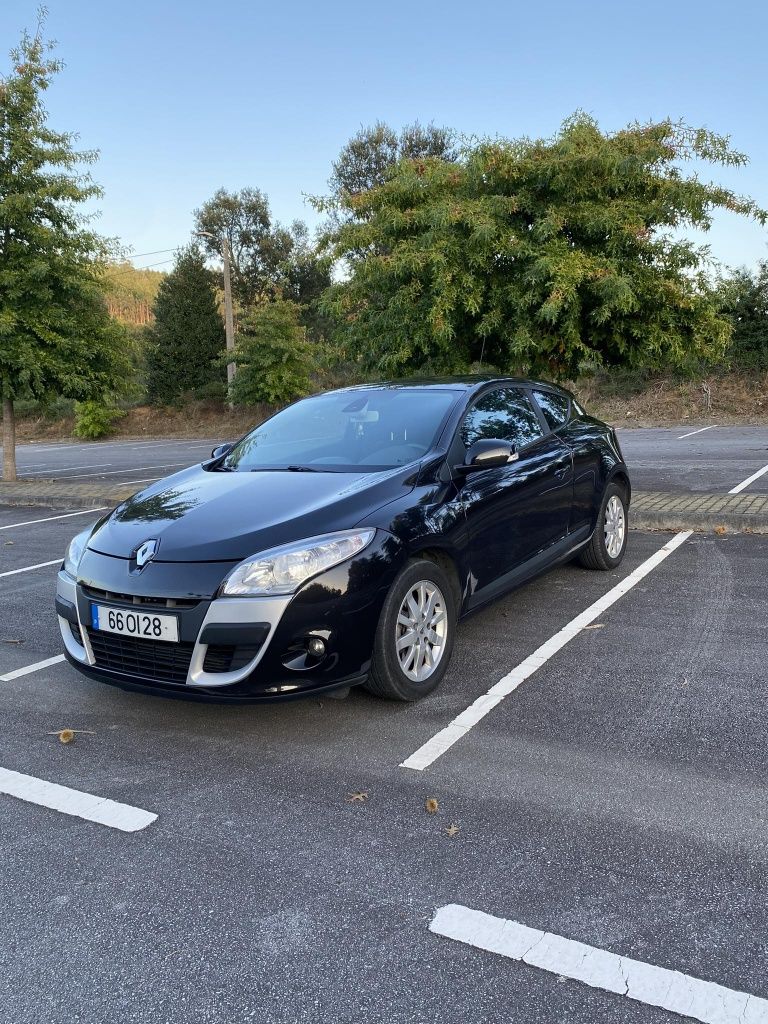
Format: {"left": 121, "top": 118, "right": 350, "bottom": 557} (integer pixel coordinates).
{"left": 90, "top": 604, "right": 179, "bottom": 643}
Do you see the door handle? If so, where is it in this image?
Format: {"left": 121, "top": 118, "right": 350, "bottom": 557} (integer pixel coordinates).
{"left": 554, "top": 466, "right": 568, "bottom": 480}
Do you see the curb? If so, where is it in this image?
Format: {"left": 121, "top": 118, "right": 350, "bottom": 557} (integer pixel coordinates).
{"left": 630, "top": 510, "right": 768, "bottom": 534}
{"left": 1, "top": 482, "right": 767, "bottom": 534}
{"left": 0, "top": 481, "right": 134, "bottom": 510}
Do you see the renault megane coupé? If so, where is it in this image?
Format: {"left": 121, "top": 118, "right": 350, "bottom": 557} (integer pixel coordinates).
{"left": 56, "top": 377, "right": 630, "bottom": 702}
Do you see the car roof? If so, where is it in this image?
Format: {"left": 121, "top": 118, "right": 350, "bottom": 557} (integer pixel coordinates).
{"left": 328, "top": 375, "right": 566, "bottom": 395}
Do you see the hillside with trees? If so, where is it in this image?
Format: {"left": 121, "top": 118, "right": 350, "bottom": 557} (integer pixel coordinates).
{"left": 102, "top": 262, "right": 166, "bottom": 326}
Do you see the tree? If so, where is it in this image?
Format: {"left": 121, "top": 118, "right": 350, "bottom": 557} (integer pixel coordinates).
{"left": 0, "top": 18, "right": 131, "bottom": 479}
{"left": 327, "top": 120, "right": 457, "bottom": 210}
{"left": 715, "top": 261, "right": 768, "bottom": 369}
{"left": 228, "top": 300, "right": 312, "bottom": 406}
{"left": 321, "top": 115, "right": 766, "bottom": 379}
{"left": 194, "top": 187, "right": 295, "bottom": 308}
{"left": 145, "top": 245, "right": 225, "bottom": 404}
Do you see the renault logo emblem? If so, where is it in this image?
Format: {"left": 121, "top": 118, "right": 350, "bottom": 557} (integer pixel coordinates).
{"left": 132, "top": 539, "right": 159, "bottom": 572}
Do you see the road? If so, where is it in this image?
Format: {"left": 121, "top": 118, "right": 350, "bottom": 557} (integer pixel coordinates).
{"left": 4, "top": 424, "right": 768, "bottom": 494}
{"left": 0, "top": 430, "right": 767, "bottom": 1024}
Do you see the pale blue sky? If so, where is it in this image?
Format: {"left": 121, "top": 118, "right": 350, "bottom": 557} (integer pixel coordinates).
{"left": 2, "top": 0, "right": 766, "bottom": 273}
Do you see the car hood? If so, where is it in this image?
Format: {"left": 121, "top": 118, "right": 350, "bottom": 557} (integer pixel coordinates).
{"left": 87, "top": 463, "right": 416, "bottom": 563}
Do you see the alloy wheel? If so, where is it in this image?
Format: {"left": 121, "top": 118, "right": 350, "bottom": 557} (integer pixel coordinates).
{"left": 395, "top": 580, "right": 448, "bottom": 682}
{"left": 604, "top": 494, "right": 626, "bottom": 558}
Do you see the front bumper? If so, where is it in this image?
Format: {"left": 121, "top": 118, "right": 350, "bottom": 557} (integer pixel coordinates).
{"left": 56, "top": 532, "right": 402, "bottom": 701}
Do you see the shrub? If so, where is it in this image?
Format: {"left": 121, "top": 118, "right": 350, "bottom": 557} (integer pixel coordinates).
{"left": 229, "top": 300, "right": 313, "bottom": 406}
{"left": 73, "top": 401, "right": 124, "bottom": 439}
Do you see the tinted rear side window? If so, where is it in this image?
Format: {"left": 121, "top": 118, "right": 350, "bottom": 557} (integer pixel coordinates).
{"left": 461, "top": 387, "right": 544, "bottom": 449}
{"left": 533, "top": 390, "right": 570, "bottom": 430}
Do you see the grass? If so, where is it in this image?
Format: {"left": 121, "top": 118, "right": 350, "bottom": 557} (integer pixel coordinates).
{"left": 12, "top": 370, "right": 768, "bottom": 442}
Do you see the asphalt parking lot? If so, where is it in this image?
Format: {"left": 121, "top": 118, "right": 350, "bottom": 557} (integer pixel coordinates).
{"left": 1, "top": 429, "right": 767, "bottom": 1024}
{"left": 7, "top": 424, "right": 768, "bottom": 494}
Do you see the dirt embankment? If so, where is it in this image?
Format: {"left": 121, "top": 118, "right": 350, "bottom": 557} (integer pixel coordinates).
{"left": 13, "top": 373, "right": 768, "bottom": 442}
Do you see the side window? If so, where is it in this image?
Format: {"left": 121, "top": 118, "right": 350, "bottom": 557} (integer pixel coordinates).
{"left": 461, "top": 387, "right": 544, "bottom": 449}
{"left": 533, "top": 390, "right": 570, "bottom": 430}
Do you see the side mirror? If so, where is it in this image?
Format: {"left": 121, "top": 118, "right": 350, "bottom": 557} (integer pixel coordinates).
{"left": 211, "top": 442, "right": 234, "bottom": 460}
{"left": 462, "top": 438, "right": 517, "bottom": 471}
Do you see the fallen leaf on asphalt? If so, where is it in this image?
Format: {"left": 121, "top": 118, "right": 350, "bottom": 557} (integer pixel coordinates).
{"left": 346, "top": 791, "right": 369, "bottom": 803}
{"left": 47, "top": 729, "right": 95, "bottom": 744}
{"left": 425, "top": 797, "right": 439, "bottom": 814}
{"left": 444, "top": 824, "right": 460, "bottom": 837}
{"left": 1, "top": 638, "right": 25, "bottom": 644}
{"left": 583, "top": 624, "right": 605, "bottom": 630}
{"left": 714, "top": 525, "right": 727, "bottom": 536}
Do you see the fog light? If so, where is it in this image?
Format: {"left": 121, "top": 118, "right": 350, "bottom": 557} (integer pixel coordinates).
{"left": 307, "top": 636, "right": 326, "bottom": 657}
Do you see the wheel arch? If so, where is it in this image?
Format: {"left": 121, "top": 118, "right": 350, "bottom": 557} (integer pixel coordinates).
{"left": 408, "top": 546, "right": 463, "bottom": 614}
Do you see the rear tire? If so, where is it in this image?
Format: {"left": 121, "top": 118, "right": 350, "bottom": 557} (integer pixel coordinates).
{"left": 578, "top": 483, "right": 628, "bottom": 571}
{"left": 364, "top": 559, "right": 456, "bottom": 701}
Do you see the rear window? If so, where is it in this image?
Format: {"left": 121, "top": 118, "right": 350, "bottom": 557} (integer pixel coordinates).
{"left": 533, "top": 390, "right": 571, "bottom": 430}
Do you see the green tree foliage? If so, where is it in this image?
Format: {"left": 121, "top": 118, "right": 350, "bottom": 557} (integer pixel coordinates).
{"left": 0, "top": 18, "right": 131, "bottom": 478}
{"left": 145, "top": 244, "right": 225, "bottom": 405}
{"left": 328, "top": 120, "right": 457, "bottom": 211}
{"left": 228, "top": 300, "right": 312, "bottom": 406}
{"left": 715, "top": 261, "right": 768, "bottom": 369}
{"left": 73, "top": 400, "right": 124, "bottom": 439}
{"left": 195, "top": 188, "right": 331, "bottom": 341}
{"left": 102, "top": 261, "right": 165, "bottom": 325}
{"left": 194, "top": 187, "right": 295, "bottom": 307}
{"left": 321, "top": 115, "right": 766, "bottom": 380}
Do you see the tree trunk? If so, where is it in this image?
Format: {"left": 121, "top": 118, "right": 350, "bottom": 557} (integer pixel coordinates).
{"left": 2, "top": 394, "right": 17, "bottom": 481}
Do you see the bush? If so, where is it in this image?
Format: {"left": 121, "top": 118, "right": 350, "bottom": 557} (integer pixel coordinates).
{"left": 73, "top": 401, "right": 124, "bottom": 439}
{"left": 229, "top": 300, "right": 313, "bottom": 406}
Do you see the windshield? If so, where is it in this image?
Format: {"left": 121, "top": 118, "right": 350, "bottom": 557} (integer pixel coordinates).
{"left": 219, "top": 388, "right": 459, "bottom": 472}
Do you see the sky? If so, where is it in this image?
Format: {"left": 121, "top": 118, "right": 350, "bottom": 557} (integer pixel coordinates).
{"left": 1, "top": 0, "right": 766, "bottom": 275}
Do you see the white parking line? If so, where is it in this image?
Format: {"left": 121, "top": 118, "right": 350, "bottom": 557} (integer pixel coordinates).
{"left": 0, "top": 655, "right": 65, "bottom": 681}
{"left": 0, "top": 767, "right": 157, "bottom": 832}
{"left": 430, "top": 905, "right": 768, "bottom": 1024}
{"left": 61, "top": 462, "right": 191, "bottom": 480}
{"left": 677, "top": 425, "right": 718, "bottom": 439}
{"left": 0, "top": 509, "right": 107, "bottom": 531}
{"left": 0, "top": 559, "right": 61, "bottom": 579}
{"left": 401, "top": 531, "right": 692, "bottom": 771}
{"left": 729, "top": 463, "right": 768, "bottom": 495}
{"left": 19, "top": 462, "right": 113, "bottom": 476}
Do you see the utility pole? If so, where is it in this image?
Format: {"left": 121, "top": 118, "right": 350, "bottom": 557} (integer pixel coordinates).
{"left": 196, "top": 230, "right": 235, "bottom": 408}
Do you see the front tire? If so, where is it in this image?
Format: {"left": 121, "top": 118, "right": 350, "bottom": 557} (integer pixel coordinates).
{"left": 578, "top": 483, "right": 628, "bottom": 571}
{"left": 364, "top": 559, "right": 456, "bottom": 701}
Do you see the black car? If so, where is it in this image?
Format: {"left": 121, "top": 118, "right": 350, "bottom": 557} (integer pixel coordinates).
{"left": 56, "top": 377, "right": 630, "bottom": 702}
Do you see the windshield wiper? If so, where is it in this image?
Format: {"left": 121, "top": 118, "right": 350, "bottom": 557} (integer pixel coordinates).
{"left": 249, "top": 465, "right": 324, "bottom": 473}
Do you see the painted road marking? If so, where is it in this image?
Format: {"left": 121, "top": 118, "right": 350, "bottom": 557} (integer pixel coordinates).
{"left": 13, "top": 438, "right": 213, "bottom": 452}
{"left": 0, "top": 767, "right": 157, "bottom": 832}
{"left": 0, "top": 559, "right": 62, "bottom": 579}
{"left": 60, "top": 462, "right": 191, "bottom": 480}
{"left": 0, "top": 509, "right": 107, "bottom": 531}
{"left": 729, "top": 463, "right": 768, "bottom": 495}
{"left": 430, "top": 905, "right": 768, "bottom": 1024}
{"left": 677, "top": 425, "right": 718, "bottom": 439}
{"left": 401, "top": 531, "right": 692, "bottom": 771}
{"left": 19, "top": 462, "right": 113, "bottom": 476}
{"left": 0, "top": 655, "right": 66, "bottom": 682}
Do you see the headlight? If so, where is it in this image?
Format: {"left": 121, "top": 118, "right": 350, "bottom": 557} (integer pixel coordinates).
{"left": 63, "top": 527, "right": 92, "bottom": 579}
{"left": 220, "top": 529, "right": 376, "bottom": 597}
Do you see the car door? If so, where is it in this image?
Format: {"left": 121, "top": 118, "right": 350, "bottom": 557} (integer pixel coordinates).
{"left": 453, "top": 386, "right": 574, "bottom": 603}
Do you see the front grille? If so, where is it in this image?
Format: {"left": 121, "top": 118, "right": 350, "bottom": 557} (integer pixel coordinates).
{"left": 70, "top": 621, "right": 84, "bottom": 646}
{"left": 86, "top": 629, "right": 194, "bottom": 685}
{"left": 82, "top": 585, "right": 199, "bottom": 611}
{"left": 203, "top": 644, "right": 263, "bottom": 673}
